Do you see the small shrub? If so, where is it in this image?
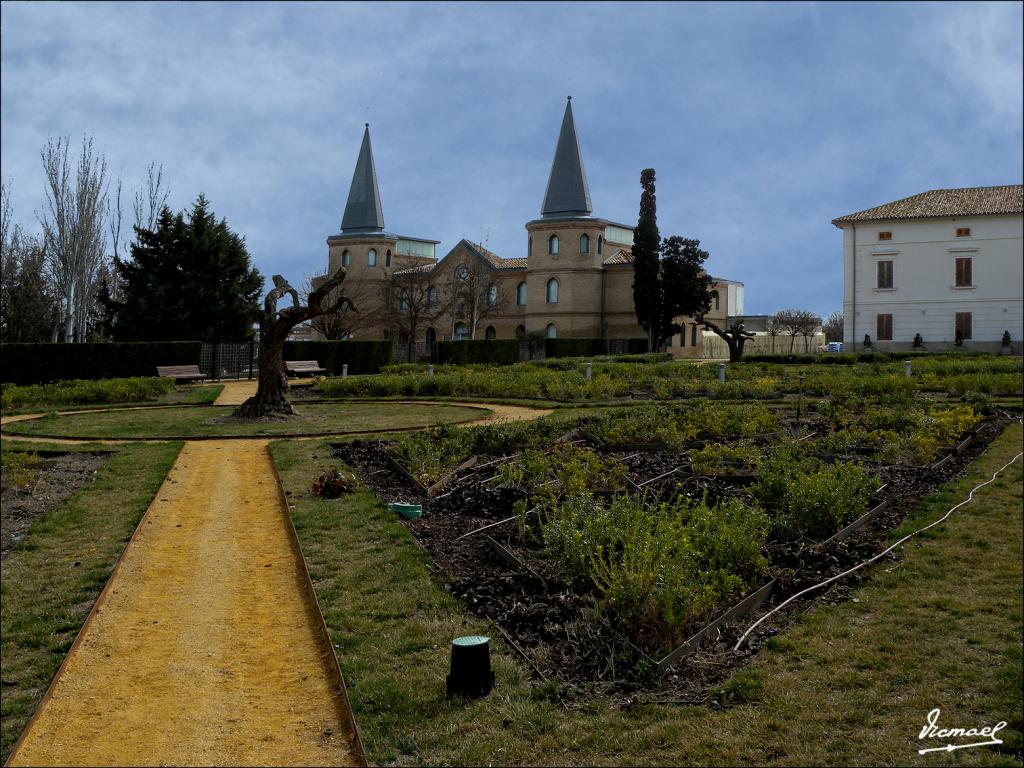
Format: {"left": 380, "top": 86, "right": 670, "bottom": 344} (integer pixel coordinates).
{"left": 1, "top": 451, "right": 38, "bottom": 490}
{"left": 310, "top": 467, "right": 358, "bottom": 498}
{"left": 540, "top": 492, "right": 768, "bottom": 643}
{"left": 754, "top": 451, "right": 878, "bottom": 539}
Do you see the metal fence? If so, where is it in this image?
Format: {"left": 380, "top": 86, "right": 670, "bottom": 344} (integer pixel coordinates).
{"left": 200, "top": 342, "right": 258, "bottom": 380}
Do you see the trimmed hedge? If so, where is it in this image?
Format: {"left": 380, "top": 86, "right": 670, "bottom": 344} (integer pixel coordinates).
{"left": 434, "top": 340, "right": 520, "bottom": 366}
{"left": 282, "top": 340, "right": 392, "bottom": 375}
{"left": 545, "top": 338, "right": 649, "bottom": 358}
{"left": 742, "top": 350, "right": 991, "bottom": 365}
{"left": 0, "top": 342, "right": 202, "bottom": 385}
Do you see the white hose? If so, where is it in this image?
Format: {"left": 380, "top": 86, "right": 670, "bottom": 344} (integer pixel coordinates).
{"left": 734, "top": 437, "right": 1024, "bottom": 651}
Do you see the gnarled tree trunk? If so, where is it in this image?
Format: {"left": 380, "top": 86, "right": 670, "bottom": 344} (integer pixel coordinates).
{"left": 701, "top": 317, "right": 755, "bottom": 363}
{"left": 235, "top": 268, "right": 354, "bottom": 418}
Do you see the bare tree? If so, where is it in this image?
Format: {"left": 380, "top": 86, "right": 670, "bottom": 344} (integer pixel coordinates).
{"left": 390, "top": 267, "right": 444, "bottom": 361}
{"left": 766, "top": 314, "right": 782, "bottom": 354}
{"left": 0, "top": 179, "right": 11, "bottom": 256}
{"left": 302, "top": 272, "right": 383, "bottom": 340}
{"left": 236, "top": 269, "right": 355, "bottom": 418}
{"left": 39, "top": 136, "right": 109, "bottom": 342}
{"left": 450, "top": 254, "right": 508, "bottom": 339}
{"left": 133, "top": 162, "right": 169, "bottom": 235}
{"left": 823, "top": 310, "right": 843, "bottom": 343}
{"left": 773, "top": 309, "right": 819, "bottom": 354}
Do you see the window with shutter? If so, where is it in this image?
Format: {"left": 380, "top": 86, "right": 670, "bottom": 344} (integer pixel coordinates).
{"left": 877, "top": 260, "right": 893, "bottom": 289}
{"left": 955, "top": 257, "right": 972, "bottom": 287}
{"left": 876, "top": 314, "right": 893, "bottom": 341}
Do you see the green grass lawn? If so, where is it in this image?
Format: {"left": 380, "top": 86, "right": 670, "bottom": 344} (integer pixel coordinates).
{"left": 3, "top": 402, "right": 490, "bottom": 439}
{"left": 273, "top": 423, "right": 1023, "bottom": 766}
{"left": 0, "top": 441, "right": 183, "bottom": 763}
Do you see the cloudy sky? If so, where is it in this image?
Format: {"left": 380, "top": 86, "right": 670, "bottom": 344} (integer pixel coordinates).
{"left": 2, "top": 1, "right": 1021, "bottom": 317}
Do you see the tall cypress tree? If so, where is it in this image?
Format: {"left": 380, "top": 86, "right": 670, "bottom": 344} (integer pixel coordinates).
{"left": 104, "top": 195, "right": 263, "bottom": 341}
{"left": 631, "top": 168, "right": 661, "bottom": 348}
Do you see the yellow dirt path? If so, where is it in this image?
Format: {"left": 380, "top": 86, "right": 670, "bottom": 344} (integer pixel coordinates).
{"left": 8, "top": 440, "right": 358, "bottom": 767}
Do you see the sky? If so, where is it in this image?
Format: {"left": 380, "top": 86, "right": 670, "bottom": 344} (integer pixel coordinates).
{"left": 2, "top": 1, "right": 1021, "bottom": 318}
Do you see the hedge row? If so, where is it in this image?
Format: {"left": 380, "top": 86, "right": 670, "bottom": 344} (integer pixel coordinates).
{"left": 282, "top": 340, "right": 392, "bottom": 375}
{"left": 433, "top": 340, "right": 521, "bottom": 365}
{"left": 742, "top": 350, "right": 990, "bottom": 365}
{"left": 545, "top": 338, "right": 649, "bottom": 358}
{"left": 0, "top": 342, "right": 202, "bottom": 385}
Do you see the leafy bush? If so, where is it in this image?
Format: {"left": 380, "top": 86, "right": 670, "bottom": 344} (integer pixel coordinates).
{"left": 1, "top": 451, "right": 38, "bottom": 490}
{"left": 1, "top": 377, "right": 176, "bottom": 411}
{"left": 754, "top": 451, "right": 878, "bottom": 539}
{"left": 541, "top": 492, "right": 768, "bottom": 642}
{"left": 690, "top": 440, "right": 762, "bottom": 475}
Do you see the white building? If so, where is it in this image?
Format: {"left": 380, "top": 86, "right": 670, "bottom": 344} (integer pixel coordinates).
{"left": 833, "top": 185, "right": 1023, "bottom": 352}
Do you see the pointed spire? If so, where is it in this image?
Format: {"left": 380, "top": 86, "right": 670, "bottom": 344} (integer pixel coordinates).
{"left": 341, "top": 124, "right": 384, "bottom": 233}
{"left": 541, "top": 97, "right": 592, "bottom": 218}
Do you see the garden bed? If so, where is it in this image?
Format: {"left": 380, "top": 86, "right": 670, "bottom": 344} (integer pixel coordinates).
{"left": 334, "top": 407, "right": 1009, "bottom": 693}
{"left": 1, "top": 450, "right": 112, "bottom": 560}
{"left": 333, "top": 415, "right": 1007, "bottom": 692}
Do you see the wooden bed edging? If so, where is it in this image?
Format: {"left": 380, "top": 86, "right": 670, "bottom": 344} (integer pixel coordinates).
{"left": 268, "top": 446, "right": 369, "bottom": 767}
{"left": 820, "top": 499, "right": 890, "bottom": 547}
{"left": 655, "top": 580, "right": 777, "bottom": 674}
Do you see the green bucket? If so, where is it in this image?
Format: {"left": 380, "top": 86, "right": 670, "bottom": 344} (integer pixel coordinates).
{"left": 390, "top": 502, "right": 422, "bottom": 519}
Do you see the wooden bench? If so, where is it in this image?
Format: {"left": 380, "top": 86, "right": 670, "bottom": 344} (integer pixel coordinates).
{"left": 284, "top": 360, "right": 327, "bottom": 377}
{"left": 156, "top": 365, "right": 206, "bottom": 383}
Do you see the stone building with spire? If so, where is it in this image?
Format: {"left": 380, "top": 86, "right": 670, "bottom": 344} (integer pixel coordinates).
{"left": 319, "top": 100, "right": 742, "bottom": 355}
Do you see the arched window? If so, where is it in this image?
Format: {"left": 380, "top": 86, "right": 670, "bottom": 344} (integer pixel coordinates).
{"left": 342, "top": 250, "right": 351, "bottom": 267}
{"left": 516, "top": 282, "right": 527, "bottom": 306}
{"left": 399, "top": 288, "right": 410, "bottom": 310}
{"left": 529, "top": 237, "right": 533, "bottom": 257}
{"left": 545, "top": 323, "right": 557, "bottom": 339}
{"left": 548, "top": 234, "right": 559, "bottom": 255}
{"left": 714, "top": 291, "right": 720, "bottom": 311}
{"left": 579, "top": 233, "right": 589, "bottom": 254}
{"left": 485, "top": 325, "right": 496, "bottom": 341}
{"left": 515, "top": 324, "right": 526, "bottom": 339}
{"left": 546, "top": 278, "right": 559, "bottom": 304}
{"left": 691, "top": 323, "right": 698, "bottom": 347}
{"left": 428, "top": 286, "right": 439, "bottom": 307}
{"left": 597, "top": 236, "right": 603, "bottom": 256}
{"left": 454, "top": 322, "right": 469, "bottom": 341}
{"left": 386, "top": 249, "right": 392, "bottom": 267}
{"left": 367, "top": 248, "right": 377, "bottom": 267}
{"left": 425, "top": 328, "right": 436, "bottom": 346}
{"left": 487, "top": 283, "right": 498, "bottom": 306}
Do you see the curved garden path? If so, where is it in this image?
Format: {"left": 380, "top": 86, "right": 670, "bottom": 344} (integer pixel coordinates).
{"left": 4, "top": 385, "right": 551, "bottom": 766}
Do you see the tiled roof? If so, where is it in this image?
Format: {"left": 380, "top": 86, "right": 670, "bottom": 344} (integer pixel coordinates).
{"left": 832, "top": 185, "right": 1022, "bottom": 225}
{"left": 603, "top": 249, "right": 633, "bottom": 265}
{"left": 463, "top": 240, "right": 527, "bottom": 270}
{"left": 391, "top": 263, "right": 434, "bottom": 276}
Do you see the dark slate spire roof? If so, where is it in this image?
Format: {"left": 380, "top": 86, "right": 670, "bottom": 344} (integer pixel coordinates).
{"left": 341, "top": 124, "right": 384, "bottom": 233}
{"left": 541, "top": 97, "right": 592, "bottom": 218}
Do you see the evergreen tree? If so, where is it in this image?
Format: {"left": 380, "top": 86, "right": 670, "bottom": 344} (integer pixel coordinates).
{"left": 631, "top": 168, "right": 660, "bottom": 347}
{"left": 105, "top": 195, "right": 263, "bottom": 341}
{"left": 655, "top": 236, "right": 713, "bottom": 349}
